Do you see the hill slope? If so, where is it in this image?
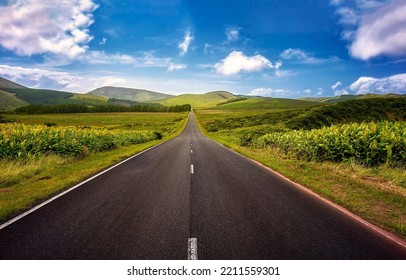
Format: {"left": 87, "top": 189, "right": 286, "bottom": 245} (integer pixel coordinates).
{"left": 0, "top": 90, "right": 29, "bottom": 110}
{"left": 88, "top": 86, "right": 172, "bottom": 102}
{"left": 157, "top": 91, "right": 235, "bottom": 108}
{"left": 212, "top": 97, "right": 319, "bottom": 110}
{"left": 0, "top": 77, "right": 27, "bottom": 89}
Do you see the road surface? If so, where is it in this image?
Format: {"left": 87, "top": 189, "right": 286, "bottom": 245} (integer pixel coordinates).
{"left": 1, "top": 112, "right": 406, "bottom": 259}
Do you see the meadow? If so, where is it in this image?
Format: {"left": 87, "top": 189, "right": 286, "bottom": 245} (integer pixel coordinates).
{"left": 196, "top": 97, "right": 406, "bottom": 238}
{"left": 0, "top": 112, "right": 188, "bottom": 221}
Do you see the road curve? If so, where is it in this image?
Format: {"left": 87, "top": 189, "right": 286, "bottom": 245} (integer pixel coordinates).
{"left": 1, "top": 112, "right": 406, "bottom": 259}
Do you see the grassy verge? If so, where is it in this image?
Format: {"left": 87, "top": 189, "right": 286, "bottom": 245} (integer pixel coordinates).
{"left": 195, "top": 112, "right": 406, "bottom": 239}
{"left": 0, "top": 114, "right": 188, "bottom": 223}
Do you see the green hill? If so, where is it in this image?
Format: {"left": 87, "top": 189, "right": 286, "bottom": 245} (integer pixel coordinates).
{"left": 88, "top": 86, "right": 172, "bottom": 102}
{"left": 0, "top": 77, "right": 27, "bottom": 89}
{"left": 0, "top": 90, "right": 29, "bottom": 110}
{"left": 157, "top": 91, "right": 235, "bottom": 108}
{"left": 298, "top": 93, "right": 405, "bottom": 104}
{"left": 212, "top": 96, "right": 319, "bottom": 110}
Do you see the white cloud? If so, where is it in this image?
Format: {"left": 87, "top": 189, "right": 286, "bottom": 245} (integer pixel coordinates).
{"left": 0, "top": 0, "right": 98, "bottom": 59}
{"left": 99, "top": 38, "right": 107, "bottom": 45}
{"left": 215, "top": 51, "right": 275, "bottom": 75}
{"left": 249, "top": 88, "right": 291, "bottom": 97}
{"left": 280, "top": 48, "right": 339, "bottom": 64}
{"left": 349, "top": 73, "right": 406, "bottom": 94}
{"left": 335, "top": 89, "right": 351, "bottom": 96}
{"left": 349, "top": 0, "right": 406, "bottom": 60}
{"left": 303, "top": 89, "right": 312, "bottom": 95}
{"left": 80, "top": 51, "right": 136, "bottom": 64}
{"left": 226, "top": 27, "right": 241, "bottom": 42}
{"left": 331, "top": 81, "right": 342, "bottom": 90}
{"left": 317, "top": 88, "right": 324, "bottom": 96}
{"left": 0, "top": 64, "right": 130, "bottom": 92}
{"left": 329, "top": 0, "right": 343, "bottom": 5}
{"left": 167, "top": 63, "right": 187, "bottom": 72}
{"left": 336, "top": 7, "right": 359, "bottom": 25}
{"left": 178, "top": 31, "right": 194, "bottom": 56}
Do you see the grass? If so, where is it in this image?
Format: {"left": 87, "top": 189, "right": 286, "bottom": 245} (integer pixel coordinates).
{"left": 211, "top": 97, "right": 319, "bottom": 110}
{"left": 0, "top": 90, "right": 28, "bottom": 110}
{"left": 157, "top": 91, "right": 235, "bottom": 108}
{"left": 0, "top": 112, "right": 188, "bottom": 222}
{"left": 195, "top": 110, "right": 406, "bottom": 239}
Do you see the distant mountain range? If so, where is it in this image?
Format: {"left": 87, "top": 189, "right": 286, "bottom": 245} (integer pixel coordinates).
{"left": 88, "top": 86, "right": 172, "bottom": 102}
{"left": 0, "top": 76, "right": 405, "bottom": 111}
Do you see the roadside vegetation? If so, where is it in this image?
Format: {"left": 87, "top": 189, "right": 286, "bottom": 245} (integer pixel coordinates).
{"left": 196, "top": 97, "right": 406, "bottom": 238}
{"left": 0, "top": 112, "right": 188, "bottom": 222}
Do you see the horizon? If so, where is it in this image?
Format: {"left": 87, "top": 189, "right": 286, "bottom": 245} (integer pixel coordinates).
{"left": 0, "top": 0, "right": 406, "bottom": 97}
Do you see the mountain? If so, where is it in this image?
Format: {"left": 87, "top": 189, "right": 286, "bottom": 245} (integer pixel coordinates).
{"left": 0, "top": 77, "right": 27, "bottom": 89}
{"left": 157, "top": 91, "right": 236, "bottom": 108}
{"left": 88, "top": 86, "right": 172, "bottom": 102}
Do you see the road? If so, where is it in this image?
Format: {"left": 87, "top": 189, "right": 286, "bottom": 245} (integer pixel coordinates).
{"left": 1, "top": 112, "right": 406, "bottom": 259}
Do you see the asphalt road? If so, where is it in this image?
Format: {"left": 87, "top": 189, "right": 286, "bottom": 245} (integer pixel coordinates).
{"left": 1, "top": 112, "right": 406, "bottom": 259}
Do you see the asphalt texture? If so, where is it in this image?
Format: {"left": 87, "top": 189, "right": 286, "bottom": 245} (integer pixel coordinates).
{"left": 1, "top": 112, "right": 406, "bottom": 259}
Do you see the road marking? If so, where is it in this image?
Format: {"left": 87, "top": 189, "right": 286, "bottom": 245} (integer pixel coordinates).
{"left": 188, "top": 237, "right": 198, "bottom": 260}
{"left": 191, "top": 149, "right": 193, "bottom": 154}
{"left": 0, "top": 139, "right": 173, "bottom": 231}
{"left": 190, "top": 164, "right": 194, "bottom": 174}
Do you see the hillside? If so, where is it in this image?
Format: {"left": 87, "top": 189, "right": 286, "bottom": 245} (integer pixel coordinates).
{"left": 298, "top": 93, "right": 404, "bottom": 104}
{"left": 0, "top": 90, "right": 29, "bottom": 110}
{"left": 157, "top": 91, "right": 235, "bottom": 108}
{"left": 88, "top": 86, "right": 172, "bottom": 102}
{"left": 212, "top": 97, "right": 319, "bottom": 110}
{"left": 0, "top": 77, "right": 27, "bottom": 89}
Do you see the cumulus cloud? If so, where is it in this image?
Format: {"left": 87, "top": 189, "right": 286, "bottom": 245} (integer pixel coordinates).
{"left": 335, "top": 89, "right": 351, "bottom": 96}
{"left": 249, "top": 88, "right": 291, "bottom": 97}
{"left": 349, "top": 73, "right": 406, "bottom": 94}
{"left": 317, "top": 88, "right": 324, "bottom": 96}
{"left": 178, "top": 31, "right": 194, "bottom": 56}
{"left": 215, "top": 51, "right": 275, "bottom": 75}
{"left": 349, "top": 0, "right": 406, "bottom": 60}
{"left": 167, "top": 63, "right": 187, "bottom": 72}
{"left": 0, "top": 0, "right": 98, "bottom": 59}
{"left": 280, "top": 48, "right": 339, "bottom": 64}
{"left": 331, "top": 81, "right": 342, "bottom": 90}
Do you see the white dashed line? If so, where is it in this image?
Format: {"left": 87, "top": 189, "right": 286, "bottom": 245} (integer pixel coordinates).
{"left": 190, "top": 164, "right": 194, "bottom": 174}
{"left": 188, "top": 237, "right": 198, "bottom": 260}
{"left": 191, "top": 149, "right": 193, "bottom": 154}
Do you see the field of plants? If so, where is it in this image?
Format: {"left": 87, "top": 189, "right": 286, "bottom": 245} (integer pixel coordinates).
{"left": 0, "top": 123, "right": 159, "bottom": 159}
{"left": 256, "top": 121, "right": 406, "bottom": 167}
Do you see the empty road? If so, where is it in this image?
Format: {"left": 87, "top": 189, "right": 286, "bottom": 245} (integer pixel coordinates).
{"left": 1, "top": 112, "right": 406, "bottom": 259}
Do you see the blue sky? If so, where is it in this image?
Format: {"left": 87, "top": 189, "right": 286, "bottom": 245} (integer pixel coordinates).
{"left": 0, "top": 0, "right": 406, "bottom": 97}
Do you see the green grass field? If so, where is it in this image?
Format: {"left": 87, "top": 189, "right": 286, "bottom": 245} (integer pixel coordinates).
{"left": 156, "top": 91, "right": 235, "bottom": 108}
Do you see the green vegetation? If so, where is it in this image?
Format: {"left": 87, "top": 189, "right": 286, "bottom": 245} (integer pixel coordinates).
{"left": 0, "top": 112, "right": 188, "bottom": 221}
{"left": 88, "top": 86, "right": 172, "bottom": 102}
{"left": 4, "top": 88, "right": 74, "bottom": 104}
{"left": 0, "top": 90, "right": 28, "bottom": 111}
{"left": 157, "top": 91, "right": 236, "bottom": 108}
{"left": 212, "top": 96, "right": 319, "bottom": 110}
{"left": 0, "top": 123, "right": 159, "bottom": 159}
{"left": 14, "top": 103, "right": 191, "bottom": 114}
{"left": 257, "top": 121, "right": 406, "bottom": 167}
{"left": 196, "top": 96, "right": 406, "bottom": 238}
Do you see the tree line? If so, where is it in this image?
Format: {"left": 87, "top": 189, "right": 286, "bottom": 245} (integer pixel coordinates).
{"left": 14, "top": 103, "right": 192, "bottom": 114}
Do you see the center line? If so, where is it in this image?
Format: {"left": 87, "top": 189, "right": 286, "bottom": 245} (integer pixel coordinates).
{"left": 190, "top": 164, "right": 194, "bottom": 174}
{"left": 188, "top": 237, "right": 198, "bottom": 260}
{"left": 191, "top": 149, "right": 193, "bottom": 154}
